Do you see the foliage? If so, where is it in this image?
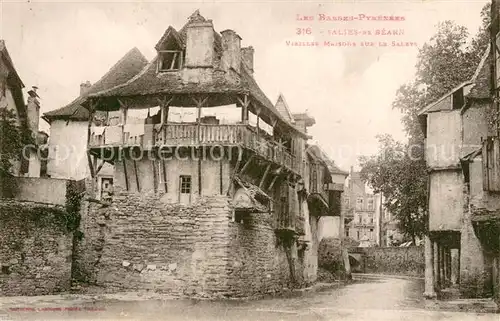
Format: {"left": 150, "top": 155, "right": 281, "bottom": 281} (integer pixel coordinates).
{"left": 359, "top": 4, "right": 490, "bottom": 242}
{"left": 0, "top": 107, "right": 23, "bottom": 178}
{"left": 359, "top": 135, "right": 427, "bottom": 243}
{"left": 65, "top": 186, "right": 84, "bottom": 232}
{"left": 0, "top": 105, "right": 35, "bottom": 182}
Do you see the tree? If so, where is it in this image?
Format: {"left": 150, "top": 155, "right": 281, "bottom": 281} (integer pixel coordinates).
{"left": 359, "top": 135, "right": 427, "bottom": 244}
{"left": 359, "top": 5, "right": 490, "bottom": 242}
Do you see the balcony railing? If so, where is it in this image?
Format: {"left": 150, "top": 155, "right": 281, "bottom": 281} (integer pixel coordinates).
{"left": 89, "top": 123, "right": 301, "bottom": 174}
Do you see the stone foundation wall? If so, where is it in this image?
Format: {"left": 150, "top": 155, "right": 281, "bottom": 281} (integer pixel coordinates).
{"left": 461, "top": 184, "right": 491, "bottom": 298}
{"left": 75, "top": 184, "right": 318, "bottom": 298}
{"left": 226, "top": 213, "right": 293, "bottom": 297}
{"left": 74, "top": 188, "right": 233, "bottom": 297}
{"left": 354, "top": 246, "right": 424, "bottom": 277}
{"left": 0, "top": 200, "right": 73, "bottom": 296}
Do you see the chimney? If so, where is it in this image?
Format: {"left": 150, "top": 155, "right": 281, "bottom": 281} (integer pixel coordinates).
{"left": 221, "top": 29, "right": 241, "bottom": 74}
{"left": 26, "top": 86, "right": 40, "bottom": 135}
{"left": 80, "top": 81, "right": 92, "bottom": 96}
{"left": 185, "top": 20, "right": 215, "bottom": 68}
{"left": 241, "top": 46, "right": 254, "bottom": 74}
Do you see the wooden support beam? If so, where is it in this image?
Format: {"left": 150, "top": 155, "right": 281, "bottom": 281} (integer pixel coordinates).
{"left": 157, "top": 96, "right": 174, "bottom": 125}
{"left": 198, "top": 148, "right": 202, "bottom": 196}
{"left": 239, "top": 154, "right": 254, "bottom": 176}
{"left": 236, "top": 95, "right": 249, "bottom": 124}
{"left": 259, "top": 163, "right": 271, "bottom": 189}
{"left": 190, "top": 96, "right": 208, "bottom": 197}
{"left": 268, "top": 174, "right": 279, "bottom": 191}
{"left": 123, "top": 155, "right": 130, "bottom": 191}
{"left": 219, "top": 159, "right": 223, "bottom": 195}
{"left": 152, "top": 159, "right": 158, "bottom": 193}
{"left": 95, "top": 159, "right": 106, "bottom": 175}
{"left": 191, "top": 96, "right": 209, "bottom": 108}
{"left": 133, "top": 159, "right": 140, "bottom": 192}
{"left": 162, "top": 159, "right": 168, "bottom": 193}
{"left": 86, "top": 99, "right": 98, "bottom": 178}
{"left": 226, "top": 153, "right": 242, "bottom": 196}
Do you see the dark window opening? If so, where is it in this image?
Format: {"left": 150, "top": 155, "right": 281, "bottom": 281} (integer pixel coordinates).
{"left": 311, "top": 167, "right": 318, "bottom": 193}
{"left": 235, "top": 210, "right": 250, "bottom": 225}
{"left": 100, "top": 177, "right": 114, "bottom": 201}
{"left": 180, "top": 175, "right": 191, "bottom": 194}
{"left": 158, "top": 51, "right": 183, "bottom": 71}
{"left": 1, "top": 265, "right": 10, "bottom": 274}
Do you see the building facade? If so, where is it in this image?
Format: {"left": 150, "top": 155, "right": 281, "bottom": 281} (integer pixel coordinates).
{"left": 342, "top": 168, "right": 379, "bottom": 246}
{"left": 0, "top": 40, "right": 46, "bottom": 180}
{"left": 421, "top": 4, "right": 500, "bottom": 300}
{"left": 69, "top": 11, "right": 345, "bottom": 297}
{"left": 42, "top": 47, "right": 148, "bottom": 188}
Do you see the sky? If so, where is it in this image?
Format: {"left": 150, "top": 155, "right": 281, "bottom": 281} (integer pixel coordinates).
{"left": 0, "top": 0, "right": 489, "bottom": 170}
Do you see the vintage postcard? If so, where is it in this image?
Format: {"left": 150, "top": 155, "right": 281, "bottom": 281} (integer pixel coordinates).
{"left": 0, "top": 0, "right": 499, "bottom": 320}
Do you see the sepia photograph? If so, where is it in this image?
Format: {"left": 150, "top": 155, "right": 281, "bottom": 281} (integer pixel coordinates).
{"left": 0, "top": 0, "right": 499, "bottom": 320}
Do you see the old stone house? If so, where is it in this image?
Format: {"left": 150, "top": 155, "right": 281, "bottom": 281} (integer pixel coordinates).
{"left": 67, "top": 11, "right": 345, "bottom": 297}
{"left": 0, "top": 40, "right": 86, "bottom": 297}
{"left": 305, "top": 145, "right": 348, "bottom": 241}
{"left": 419, "top": 32, "right": 500, "bottom": 301}
{"left": 0, "top": 40, "right": 46, "bottom": 179}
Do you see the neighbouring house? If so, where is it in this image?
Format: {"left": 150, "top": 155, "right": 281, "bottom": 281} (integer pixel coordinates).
{"left": 41, "top": 47, "right": 149, "bottom": 195}
{"left": 342, "top": 168, "right": 380, "bottom": 246}
{"left": 0, "top": 40, "right": 46, "bottom": 180}
{"left": 419, "top": 15, "right": 500, "bottom": 301}
{"left": 0, "top": 40, "right": 86, "bottom": 297}
{"left": 304, "top": 145, "right": 348, "bottom": 241}
{"left": 69, "top": 10, "right": 344, "bottom": 297}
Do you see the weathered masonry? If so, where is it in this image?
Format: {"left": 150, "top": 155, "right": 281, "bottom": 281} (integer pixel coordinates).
{"left": 72, "top": 11, "right": 345, "bottom": 297}
{"left": 0, "top": 178, "right": 85, "bottom": 296}
{"left": 419, "top": 3, "right": 500, "bottom": 301}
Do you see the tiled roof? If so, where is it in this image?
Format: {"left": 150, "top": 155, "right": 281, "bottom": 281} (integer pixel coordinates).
{"left": 42, "top": 47, "right": 148, "bottom": 122}
{"left": 467, "top": 45, "right": 491, "bottom": 100}
{"left": 275, "top": 94, "right": 294, "bottom": 122}
{"left": 418, "top": 81, "right": 472, "bottom": 115}
{"left": 307, "top": 145, "right": 348, "bottom": 176}
{"left": 0, "top": 40, "right": 24, "bottom": 88}
{"left": 0, "top": 40, "right": 27, "bottom": 124}
{"left": 88, "top": 12, "right": 307, "bottom": 137}
{"left": 91, "top": 55, "right": 244, "bottom": 97}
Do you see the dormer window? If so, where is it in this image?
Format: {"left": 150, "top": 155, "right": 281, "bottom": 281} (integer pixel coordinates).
{"left": 158, "top": 50, "right": 183, "bottom": 71}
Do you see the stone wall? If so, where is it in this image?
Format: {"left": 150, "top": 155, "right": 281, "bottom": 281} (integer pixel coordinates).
{"left": 226, "top": 212, "right": 294, "bottom": 297}
{"left": 75, "top": 183, "right": 317, "bottom": 298}
{"left": 0, "top": 200, "right": 73, "bottom": 296}
{"left": 74, "top": 187, "right": 232, "bottom": 297}
{"left": 354, "top": 246, "right": 424, "bottom": 277}
{"left": 461, "top": 181, "right": 492, "bottom": 298}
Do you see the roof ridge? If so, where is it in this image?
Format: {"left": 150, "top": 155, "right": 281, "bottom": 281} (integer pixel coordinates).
{"left": 43, "top": 47, "right": 148, "bottom": 122}
{"left": 471, "top": 44, "right": 490, "bottom": 83}
{"left": 418, "top": 81, "right": 472, "bottom": 116}
{"left": 88, "top": 56, "right": 155, "bottom": 98}
{"left": 276, "top": 93, "right": 294, "bottom": 121}
{"left": 89, "top": 47, "right": 148, "bottom": 93}
{"left": 0, "top": 39, "right": 24, "bottom": 88}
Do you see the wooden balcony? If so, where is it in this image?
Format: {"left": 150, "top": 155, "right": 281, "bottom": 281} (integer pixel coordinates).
{"left": 89, "top": 123, "right": 301, "bottom": 174}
